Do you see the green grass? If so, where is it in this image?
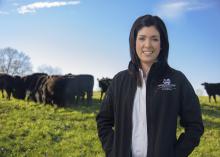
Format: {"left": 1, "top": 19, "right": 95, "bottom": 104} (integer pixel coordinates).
{"left": 191, "top": 96, "right": 220, "bottom": 157}
{"left": 0, "top": 93, "right": 219, "bottom": 157}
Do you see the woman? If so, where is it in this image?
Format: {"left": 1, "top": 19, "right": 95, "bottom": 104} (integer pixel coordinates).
{"left": 96, "top": 14, "right": 204, "bottom": 157}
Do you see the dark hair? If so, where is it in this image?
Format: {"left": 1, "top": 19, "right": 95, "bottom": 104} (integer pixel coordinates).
{"left": 128, "top": 14, "right": 169, "bottom": 86}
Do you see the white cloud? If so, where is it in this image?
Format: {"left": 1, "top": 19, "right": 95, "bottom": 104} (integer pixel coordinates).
{"left": 17, "top": 1, "right": 80, "bottom": 14}
{"left": 158, "top": 1, "right": 189, "bottom": 18}
{"left": 155, "top": 0, "right": 214, "bottom": 19}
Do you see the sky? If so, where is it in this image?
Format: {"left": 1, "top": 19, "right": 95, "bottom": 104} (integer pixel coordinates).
{"left": 0, "top": 0, "right": 220, "bottom": 94}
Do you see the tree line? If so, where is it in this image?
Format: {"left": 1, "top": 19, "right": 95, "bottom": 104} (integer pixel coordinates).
{"left": 0, "top": 47, "right": 62, "bottom": 76}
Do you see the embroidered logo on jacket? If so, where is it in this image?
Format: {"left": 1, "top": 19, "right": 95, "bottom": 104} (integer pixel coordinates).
{"left": 157, "top": 78, "right": 176, "bottom": 91}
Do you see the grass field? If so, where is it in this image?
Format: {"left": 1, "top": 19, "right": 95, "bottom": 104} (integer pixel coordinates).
{"left": 0, "top": 93, "right": 219, "bottom": 157}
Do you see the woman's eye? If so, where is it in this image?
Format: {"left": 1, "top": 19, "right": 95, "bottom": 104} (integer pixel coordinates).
{"left": 138, "top": 37, "right": 145, "bottom": 41}
{"left": 152, "top": 38, "right": 159, "bottom": 41}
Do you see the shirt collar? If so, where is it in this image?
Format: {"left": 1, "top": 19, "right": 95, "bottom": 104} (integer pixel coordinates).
{"left": 139, "top": 68, "right": 149, "bottom": 81}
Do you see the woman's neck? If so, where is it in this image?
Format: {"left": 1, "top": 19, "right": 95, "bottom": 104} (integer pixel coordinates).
{"left": 141, "top": 62, "right": 153, "bottom": 74}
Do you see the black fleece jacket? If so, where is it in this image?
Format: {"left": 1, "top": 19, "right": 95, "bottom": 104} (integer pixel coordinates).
{"left": 96, "top": 62, "right": 204, "bottom": 157}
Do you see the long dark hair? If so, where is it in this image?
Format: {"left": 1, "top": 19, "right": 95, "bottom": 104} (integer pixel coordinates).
{"left": 128, "top": 14, "right": 169, "bottom": 86}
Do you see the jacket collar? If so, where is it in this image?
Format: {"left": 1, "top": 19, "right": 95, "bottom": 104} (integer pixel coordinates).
{"left": 128, "top": 60, "right": 169, "bottom": 81}
{"left": 148, "top": 61, "right": 170, "bottom": 80}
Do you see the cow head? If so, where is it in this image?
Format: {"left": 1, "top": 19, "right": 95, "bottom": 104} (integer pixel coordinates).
{"left": 201, "top": 82, "right": 208, "bottom": 90}
{"left": 201, "top": 82, "right": 208, "bottom": 86}
{"left": 98, "top": 77, "right": 112, "bottom": 90}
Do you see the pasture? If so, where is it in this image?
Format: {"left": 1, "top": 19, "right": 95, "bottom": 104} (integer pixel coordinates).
{"left": 0, "top": 93, "right": 220, "bottom": 157}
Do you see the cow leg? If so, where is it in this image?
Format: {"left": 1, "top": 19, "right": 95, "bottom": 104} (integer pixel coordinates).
{"left": 6, "top": 89, "right": 11, "bottom": 100}
{"left": 27, "top": 94, "right": 31, "bottom": 102}
{"left": 81, "top": 92, "right": 85, "bottom": 103}
{"left": 38, "top": 93, "right": 43, "bottom": 103}
{"left": 38, "top": 90, "right": 43, "bottom": 103}
{"left": 72, "top": 95, "right": 76, "bottom": 105}
{"left": 42, "top": 94, "right": 46, "bottom": 104}
{"left": 27, "top": 91, "right": 37, "bottom": 102}
{"left": 213, "top": 95, "right": 217, "bottom": 103}
{"left": 33, "top": 92, "right": 38, "bottom": 103}
{"left": 1, "top": 89, "right": 4, "bottom": 98}
{"left": 87, "top": 91, "right": 93, "bottom": 105}
{"left": 100, "top": 91, "right": 103, "bottom": 101}
{"left": 75, "top": 95, "right": 80, "bottom": 105}
{"left": 209, "top": 95, "right": 211, "bottom": 103}
{"left": 9, "top": 92, "right": 12, "bottom": 100}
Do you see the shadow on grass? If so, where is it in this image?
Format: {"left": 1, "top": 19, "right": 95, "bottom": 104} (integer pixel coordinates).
{"left": 1, "top": 95, "right": 103, "bottom": 115}
{"left": 61, "top": 98, "right": 102, "bottom": 114}
{"left": 201, "top": 103, "right": 220, "bottom": 119}
{"left": 202, "top": 118, "right": 220, "bottom": 129}
{"left": 200, "top": 103, "right": 220, "bottom": 130}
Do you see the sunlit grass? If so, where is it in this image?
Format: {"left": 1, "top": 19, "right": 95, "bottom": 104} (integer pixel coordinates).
{"left": 0, "top": 93, "right": 219, "bottom": 157}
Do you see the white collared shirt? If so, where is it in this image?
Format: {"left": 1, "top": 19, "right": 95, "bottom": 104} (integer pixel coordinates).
{"left": 131, "top": 69, "right": 148, "bottom": 157}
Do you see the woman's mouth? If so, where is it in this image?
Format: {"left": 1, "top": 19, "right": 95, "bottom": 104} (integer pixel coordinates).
{"left": 143, "top": 51, "right": 153, "bottom": 55}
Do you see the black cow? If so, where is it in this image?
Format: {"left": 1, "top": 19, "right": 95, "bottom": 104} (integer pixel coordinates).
{"left": 41, "top": 75, "right": 63, "bottom": 106}
{"left": 28, "top": 75, "right": 49, "bottom": 103}
{"left": 41, "top": 74, "right": 94, "bottom": 107}
{"left": 22, "top": 73, "right": 48, "bottom": 101}
{"left": 60, "top": 74, "right": 94, "bottom": 105}
{"left": 0, "top": 73, "right": 14, "bottom": 100}
{"left": 75, "top": 74, "right": 94, "bottom": 104}
{"left": 98, "top": 77, "right": 112, "bottom": 101}
{"left": 201, "top": 82, "right": 220, "bottom": 103}
{"left": 12, "top": 75, "right": 26, "bottom": 100}
{"left": 41, "top": 75, "right": 79, "bottom": 107}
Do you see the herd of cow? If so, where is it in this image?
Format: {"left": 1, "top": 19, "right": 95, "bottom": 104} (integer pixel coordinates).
{"left": 1, "top": 72, "right": 219, "bottom": 106}
{"left": 0, "top": 73, "right": 112, "bottom": 107}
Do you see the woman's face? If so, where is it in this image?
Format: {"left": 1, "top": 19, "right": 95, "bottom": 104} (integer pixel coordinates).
{"left": 136, "top": 26, "right": 161, "bottom": 66}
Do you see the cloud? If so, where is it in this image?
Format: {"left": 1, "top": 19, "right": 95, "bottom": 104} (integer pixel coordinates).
{"left": 17, "top": 1, "right": 80, "bottom": 14}
{"left": 155, "top": 0, "right": 214, "bottom": 19}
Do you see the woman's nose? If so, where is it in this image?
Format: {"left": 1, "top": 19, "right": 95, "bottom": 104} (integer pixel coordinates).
{"left": 143, "top": 39, "right": 151, "bottom": 47}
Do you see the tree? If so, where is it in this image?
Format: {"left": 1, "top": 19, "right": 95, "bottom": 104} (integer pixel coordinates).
{"left": 0, "top": 47, "right": 32, "bottom": 76}
{"left": 37, "top": 64, "right": 62, "bottom": 75}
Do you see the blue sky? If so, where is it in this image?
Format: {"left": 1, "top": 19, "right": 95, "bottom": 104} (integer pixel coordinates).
{"left": 0, "top": 0, "right": 220, "bottom": 93}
